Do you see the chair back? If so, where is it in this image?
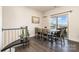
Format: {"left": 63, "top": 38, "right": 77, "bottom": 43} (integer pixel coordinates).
{"left": 42, "top": 28, "right": 48, "bottom": 34}
{"left": 35, "top": 28, "right": 42, "bottom": 34}
{"left": 35, "top": 27, "right": 38, "bottom": 33}
{"left": 38, "top": 28, "right": 42, "bottom": 33}
{"left": 60, "top": 28, "right": 65, "bottom": 37}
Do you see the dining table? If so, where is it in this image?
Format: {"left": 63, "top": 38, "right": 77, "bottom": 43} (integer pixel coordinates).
{"left": 48, "top": 29, "right": 60, "bottom": 41}
{"left": 48, "top": 29, "right": 60, "bottom": 34}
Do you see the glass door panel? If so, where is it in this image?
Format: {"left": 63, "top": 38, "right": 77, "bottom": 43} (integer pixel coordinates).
{"left": 49, "top": 15, "right": 68, "bottom": 38}
{"left": 58, "top": 15, "right": 68, "bottom": 28}
{"left": 49, "top": 17, "right": 57, "bottom": 29}
{"left": 58, "top": 15, "right": 68, "bottom": 37}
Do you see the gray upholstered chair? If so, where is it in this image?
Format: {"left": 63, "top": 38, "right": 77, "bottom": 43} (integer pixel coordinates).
{"left": 35, "top": 28, "right": 42, "bottom": 40}
{"left": 52, "top": 28, "right": 65, "bottom": 45}
{"left": 42, "top": 28, "right": 48, "bottom": 41}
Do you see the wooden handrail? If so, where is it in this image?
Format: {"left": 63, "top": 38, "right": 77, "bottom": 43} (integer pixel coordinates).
{"left": 1, "top": 38, "right": 29, "bottom": 52}
{"left": 2, "top": 27, "right": 26, "bottom": 31}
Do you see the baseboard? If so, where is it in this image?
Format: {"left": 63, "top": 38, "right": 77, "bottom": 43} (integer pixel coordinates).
{"left": 30, "top": 36, "right": 35, "bottom": 38}
{"left": 68, "top": 39, "right": 79, "bottom": 44}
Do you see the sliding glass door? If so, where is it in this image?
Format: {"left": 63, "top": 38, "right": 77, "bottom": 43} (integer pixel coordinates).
{"left": 49, "top": 15, "right": 68, "bottom": 29}
{"left": 49, "top": 15, "right": 68, "bottom": 37}
{"left": 58, "top": 15, "right": 68, "bottom": 29}
{"left": 49, "top": 17, "right": 57, "bottom": 29}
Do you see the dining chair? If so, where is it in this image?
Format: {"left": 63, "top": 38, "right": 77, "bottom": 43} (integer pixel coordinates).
{"left": 38, "top": 28, "right": 42, "bottom": 39}
{"left": 42, "top": 28, "right": 48, "bottom": 41}
{"left": 35, "top": 28, "right": 42, "bottom": 40}
{"left": 35, "top": 27, "right": 38, "bottom": 39}
{"left": 51, "top": 28, "right": 65, "bottom": 46}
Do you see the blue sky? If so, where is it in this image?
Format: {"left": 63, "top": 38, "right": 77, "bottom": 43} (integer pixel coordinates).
{"left": 58, "top": 15, "right": 68, "bottom": 25}
{"left": 50, "top": 15, "right": 68, "bottom": 26}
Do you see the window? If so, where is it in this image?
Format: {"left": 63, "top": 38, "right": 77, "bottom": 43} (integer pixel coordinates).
{"left": 49, "top": 15, "right": 68, "bottom": 29}
{"left": 49, "top": 17, "right": 57, "bottom": 29}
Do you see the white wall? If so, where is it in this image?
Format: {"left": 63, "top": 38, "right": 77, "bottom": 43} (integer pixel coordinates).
{"left": 0, "top": 7, "right": 2, "bottom": 51}
{"left": 3, "top": 6, "right": 79, "bottom": 45}
{"left": 43, "top": 6, "right": 79, "bottom": 42}
{"left": 2, "top": 6, "right": 44, "bottom": 47}
{"left": 3, "top": 6, "right": 43, "bottom": 37}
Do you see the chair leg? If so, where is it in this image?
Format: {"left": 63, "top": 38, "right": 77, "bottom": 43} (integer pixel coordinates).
{"left": 27, "top": 41, "right": 29, "bottom": 48}
{"left": 35, "top": 35, "right": 37, "bottom": 39}
{"left": 62, "top": 37, "right": 65, "bottom": 45}
{"left": 61, "top": 37, "right": 65, "bottom": 47}
{"left": 55, "top": 38, "right": 58, "bottom": 45}
{"left": 51, "top": 39, "right": 53, "bottom": 44}
{"left": 60, "top": 38, "right": 63, "bottom": 46}
{"left": 60, "top": 38, "right": 62, "bottom": 46}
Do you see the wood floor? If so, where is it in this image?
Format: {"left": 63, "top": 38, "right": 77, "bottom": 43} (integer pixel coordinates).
{"left": 15, "top": 37, "right": 79, "bottom": 52}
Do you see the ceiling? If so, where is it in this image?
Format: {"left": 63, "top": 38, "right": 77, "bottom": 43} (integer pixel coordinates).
{"left": 27, "top": 6, "right": 57, "bottom": 12}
